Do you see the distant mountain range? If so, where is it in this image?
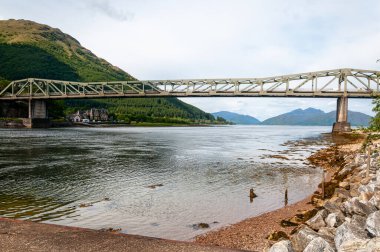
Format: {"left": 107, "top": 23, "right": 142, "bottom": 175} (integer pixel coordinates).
{"left": 212, "top": 111, "right": 261, "bottom": 125}
{"left": 212, "top": 108, "right": 372, "bottom": 126}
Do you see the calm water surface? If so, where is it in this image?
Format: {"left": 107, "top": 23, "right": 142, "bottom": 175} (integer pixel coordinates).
{"left": 0, "top": 125, "right": 331, "bottom": 240}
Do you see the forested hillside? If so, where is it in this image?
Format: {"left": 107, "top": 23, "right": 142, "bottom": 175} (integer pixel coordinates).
{"left": 0, "top": 19, "right": 218, "bottom": 124}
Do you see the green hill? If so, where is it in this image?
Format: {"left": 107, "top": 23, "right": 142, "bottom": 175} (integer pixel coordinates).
{"left": 0, "top": 19, "right": 217, "bottom": 124}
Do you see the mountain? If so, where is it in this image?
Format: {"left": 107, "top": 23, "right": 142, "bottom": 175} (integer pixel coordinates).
{"left": 212, "top": 111, "right": 260, "bottom": 125}
{"left": 261, "top": 108, "right": 372, "bottom": 126}
{"left": 0, "top": 19, "right": 217, "bottom": 124}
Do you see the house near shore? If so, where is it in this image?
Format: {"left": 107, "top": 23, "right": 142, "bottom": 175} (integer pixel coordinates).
{"left": 70, "top": 108, "right": 109, "bottom": 122}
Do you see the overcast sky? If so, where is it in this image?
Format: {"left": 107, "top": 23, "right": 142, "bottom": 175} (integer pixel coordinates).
{"left": 1, "top": 0, "right": 379, "bottom": 119}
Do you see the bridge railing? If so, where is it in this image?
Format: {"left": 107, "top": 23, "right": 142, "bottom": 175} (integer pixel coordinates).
{"left": 0, "top": 68, "right": 379, "bottom": 100}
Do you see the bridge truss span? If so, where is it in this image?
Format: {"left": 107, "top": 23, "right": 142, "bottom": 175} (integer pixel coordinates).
{"left": 0, "top": 68, "right": 380, "bottom": 100}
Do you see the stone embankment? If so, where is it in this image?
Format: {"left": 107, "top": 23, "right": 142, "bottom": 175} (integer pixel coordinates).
{"left": 269, "top": 138, "right": 380, "bottom": 252}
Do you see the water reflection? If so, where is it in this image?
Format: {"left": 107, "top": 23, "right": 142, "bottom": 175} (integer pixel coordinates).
{"left": 0, "top": 126, "right": 331, "bottom": 240}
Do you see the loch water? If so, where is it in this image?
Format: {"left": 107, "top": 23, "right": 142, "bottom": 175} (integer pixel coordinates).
{"left": 0, "top": 125, "right": 331, "bottom": 240}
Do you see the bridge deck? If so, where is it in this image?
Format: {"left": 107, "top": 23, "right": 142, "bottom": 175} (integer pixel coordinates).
{"left": 0, "top": 68, "right": 379, "bottom": 100}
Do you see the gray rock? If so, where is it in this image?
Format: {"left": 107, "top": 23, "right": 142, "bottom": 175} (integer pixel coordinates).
{"left": 269, "top": 240, "right": 294, "bottom": 252}
{"left": 366, "top": 211, "right": 380, "bottom": 237}
{"left": 341, "top": 197, "right": 376, "bottom": 216}
{"left": 291, "top": 226, "right": 320, "bottom": 252}
{"left": 335, "top": 188, "right": 351, "bottom": 200}
{"left": 366, "top": 237, "right": 380, "bottom": 251}
{"left": 318, "top": 227, "right": 336, "bottom": 239}
{"left": 338, "top": 164, "right": 355, "bottom": 177}
{"left": 335, "top": 215, "right": 369, "bottom": 248}
{"left": 303, "top": 237, "right": 335, "bottom": 252}
{"left": 369, "top": 191, "right": 380, "bottom": 210}
{"left": 338, "top": 239, "right": 370, "bottom": 252}
{"left": 324, "top": 201, "right": 342, "bottom": 214}
{"left": 359, "top": 191, "right": 374, "bottom": 203}
{"left": 306, "top": 210, "right": 327, "bottom": 230}
{"left": 339, "top": 237, "right": 380, "bottom": 252}
{"left": 358, "top": 184, "right": 373, "bottom": 193}
{"left": 325, "top": 212, "right": 344, "bottom": 228}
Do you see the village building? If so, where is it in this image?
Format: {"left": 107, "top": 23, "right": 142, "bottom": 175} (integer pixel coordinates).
{"left": 70, "top": 108, "right": 109, "bottom": 122}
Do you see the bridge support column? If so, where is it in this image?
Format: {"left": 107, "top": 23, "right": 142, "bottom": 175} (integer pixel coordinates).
{"left": 25, "top": 100, "right": 50, "bottom": 128}
{"left": 332, "top": 96, "right": 351, "bottom": 133}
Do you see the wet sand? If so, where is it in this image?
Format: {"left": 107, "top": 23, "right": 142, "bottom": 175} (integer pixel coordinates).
{"left": 195, "top": 197, "right": 314, "bottom": 251}
{"left": 0, "top": 218, "right": 245, "bottom": 252}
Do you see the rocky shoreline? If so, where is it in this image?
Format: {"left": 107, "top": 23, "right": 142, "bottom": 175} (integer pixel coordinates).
{"left": 268, "top": 134, "right": 380, "bottom": 252}
{"left": 196, "top": 133, "right": 380, "bottom": 251}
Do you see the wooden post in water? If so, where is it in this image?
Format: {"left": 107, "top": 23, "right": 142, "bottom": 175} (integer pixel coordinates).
{"left": 284, "top": 188, "right": 288, "bottom": 206}
{"left": 249, "top": 188, "right": 257, "bottom": 203}
{"left": 322, "top": 169, "right": 325, "bottom": 200}
{"left": 366, "top": 146, "right": 371, "bottom": 178}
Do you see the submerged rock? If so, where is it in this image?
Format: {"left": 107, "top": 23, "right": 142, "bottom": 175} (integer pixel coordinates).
{"left": 192, "top": 223, "right": 210, "bottom": 229}
{"left": 147, "top": 184, "right": 164, "bottom": 189}
{"left": 100, "top": 227, "right": 122, "bottom": 233}
{"left": 366, "top": 211, "right": 380, "bottom": 237}
{"left": 269, "top": 240, "right": 294, "bottom": 252}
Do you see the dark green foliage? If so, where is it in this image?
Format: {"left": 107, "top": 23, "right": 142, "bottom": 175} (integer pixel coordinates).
{"left": 63, "top": 97, "right": 215, "bottom": 123}
{"left": 0, "top": 19, "right": 218, "bottom": 124}
{"left": 369, "top": 98, "right": 380, "bottom": 131}
{"left": 0, "top": 44, "right": 79, "bottom": 81}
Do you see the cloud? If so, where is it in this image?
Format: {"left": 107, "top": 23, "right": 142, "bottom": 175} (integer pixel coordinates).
{"left": 87, "top": 0, "right": 134, "bottom": 22}
{"left": 0, "top": 0, "right": 377, "bottom": 117}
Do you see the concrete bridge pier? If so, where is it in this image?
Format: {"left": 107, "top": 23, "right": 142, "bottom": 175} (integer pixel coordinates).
{"left": 332, "top": 96, "right": 351, "bottom": 133}
{"left": 24, "top": 100, "right": 50, "bottom": 128}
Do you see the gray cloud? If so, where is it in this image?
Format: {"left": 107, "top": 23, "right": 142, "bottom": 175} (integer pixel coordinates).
{"left": 0, "top": 0, "right": 377, "bottom": 117}
{"left": 88, "top": 0, "right": 134, "bottom": 21}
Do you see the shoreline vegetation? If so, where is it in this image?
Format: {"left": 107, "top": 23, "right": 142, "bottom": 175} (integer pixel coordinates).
{"left": 196, "top": 131, "right": 380, "bottom": 251}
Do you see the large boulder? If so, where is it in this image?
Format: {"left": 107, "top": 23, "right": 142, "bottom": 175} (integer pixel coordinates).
{"left": 366, "top": 237, "right": 380, "bottom": 251}
{"left": 366, "top": 211, "right": 380, "bottom": 237}
{"left": 359, "top": 191, "right": 374, "bottom": 204}
{"left": 339, "top": 237, "right": 380, "bottom": 252}
{"left": 341, "top": 197, "right": 376, "bottom": 216}
{"left": 318, "top": 227, "right": 336, "bottom": 239}
{"left": 335, "top": 215, "right": 369, "bottom": 249}
{"left": 358, "top": 184, "right": 374, "bottom": 194}
{"left": 325, "top": 212, "right": 344, "bottom": 228}
{"left": 269, "top": 240, "right": 294, "bottom": 252}
{"left": 306, "top": 210, "right": 327, "bottom": 231}
{"left": 291, "top": 225, "right": 331, "bottom": 252}
{"left": 335, "top": 188, "right": 351, "bottom": 200}
{"left": 369, "top": 191, "right": 380, "bottom": 210}
{"left": 338, "top": 239, "right": 370, "bottom": 252}
{"left": 324, "top": 200, "right": 342, "bottom": 214}
{"left": 303, "top": 237, "right": 335, "bottom": 252}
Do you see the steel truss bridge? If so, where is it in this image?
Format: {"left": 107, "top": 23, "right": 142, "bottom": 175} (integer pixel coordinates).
{"left": 0, "top": 68, "right": 380, "bottom": 100}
